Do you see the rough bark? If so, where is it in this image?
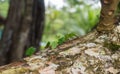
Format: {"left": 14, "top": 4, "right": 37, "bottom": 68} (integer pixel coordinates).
{"left": 97, "top": 0, "right": 120, "bottom": 32}
{"left": 7, "top": 0, "right": 33, "bottom": 62}
{"left": 0, "top": 0, "right": 24, "bottom": 65}
{"left": 0, "top": 25, "right": 120, "bottom": 74}
{"left": 27, "top": 0, "right": 45, "bottom": 52}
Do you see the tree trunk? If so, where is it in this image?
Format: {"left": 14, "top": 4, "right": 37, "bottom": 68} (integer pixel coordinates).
{"left": 97, "top": 0, "right": 120, "bottom": 31}
{"left": 0, "top": 0, "right": 45, "bottom": 65}
{"left": 0, "top": 0, "right": 24, "bottom": 65}
{"left": 7, "top": 0, "right": 33, "bottom": 63}
{"left": 27, "top": 0, "right": 45, "bottom": 52}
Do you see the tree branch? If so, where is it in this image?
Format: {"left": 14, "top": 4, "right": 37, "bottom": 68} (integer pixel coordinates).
{"left": 97, "top": 0, "right": 120, "bottom": 32}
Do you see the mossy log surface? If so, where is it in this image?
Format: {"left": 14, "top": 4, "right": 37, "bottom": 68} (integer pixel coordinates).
{"left": 0, "top": 25, "right": 120, "bottom": 74}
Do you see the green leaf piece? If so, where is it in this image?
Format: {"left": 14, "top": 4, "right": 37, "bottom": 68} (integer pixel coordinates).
{"left": 58, "top": 36, "right": 66, "bottom": 45}
{"left": 45, "top": 41, "right": 50, "bottom": 48}
{"left": 44, "top": 33, "right": 77, "bottom": 49}
{"left": 51, "top": 41, "right": 58, "bottom": 49}
{"left": 25, "top": 47, "right": 36, "bottom": 56}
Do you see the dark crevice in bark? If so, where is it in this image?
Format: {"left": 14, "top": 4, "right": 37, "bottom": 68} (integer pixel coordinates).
{"left": 0, "top": 15, "right": 6, "bottom": 25}
{"left": 26, "top": 0, "right": 45, "bottom": 53}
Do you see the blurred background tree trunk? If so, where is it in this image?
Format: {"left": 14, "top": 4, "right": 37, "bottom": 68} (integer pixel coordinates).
{"left": 26, "top": 0, "right": 45, "bottom": 53}
{"left": 0, "top": 0, "right": 45, "bottom": 65}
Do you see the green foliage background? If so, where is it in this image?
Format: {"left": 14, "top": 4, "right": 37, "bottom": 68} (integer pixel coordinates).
{"left": 42, "top": 0, "right": 101, "bottom": 46}
{"left": 0, "top": 0, "right": 101, "bottom": 48}
{"left": 0, "top": 0, "right": 9, "bottom": 17}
